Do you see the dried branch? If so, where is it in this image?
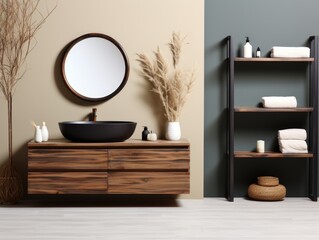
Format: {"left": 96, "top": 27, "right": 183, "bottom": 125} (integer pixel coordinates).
{"left": 137, "top": 32, "right": 195, "bottom": 122}
{"left": 0, "top": 0, "right": 56, "bottom": 101}
{"left": 0, "top": 0, "right": 55, "bottom": 168}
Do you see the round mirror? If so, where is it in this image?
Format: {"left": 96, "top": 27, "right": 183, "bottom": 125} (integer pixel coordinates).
{"left": 62, "top": 33, "right": 130, "bottom": 101}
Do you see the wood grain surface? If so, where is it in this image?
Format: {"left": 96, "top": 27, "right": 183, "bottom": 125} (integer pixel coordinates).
{"left": 28, "top": 149, "right": 108, "bottom": 170}
{"left": 27, "top": 140, "right": 190, "bottom": 195}
{"left": 1, "top": 198, "right": 319, "bottom": 239}
{"left": 28, "top": 172, "right": 108, "bottom": 194}
{"left": 234, "top": 151, "right": 313, "bottom": 158}
{"left": 108, "top": 172, "right": 189, "bottom": 194}
{"left": 235, "top": 57, "right": 314, "bottom": 62}
{"left": 28, "top": 139, "right": 190, "bottom": 149}
{"left": 234, "top": 107, "right": 313, "bottom": 112}
{"left": 108, "top": 148, "right": 189, "bottom": 170}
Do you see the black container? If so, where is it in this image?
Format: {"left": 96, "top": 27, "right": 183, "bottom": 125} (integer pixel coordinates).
{"left": 142, "top": 126, "right": 150, "bottom": 141}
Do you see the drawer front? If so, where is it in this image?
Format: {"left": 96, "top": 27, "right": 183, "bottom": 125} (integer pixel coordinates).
{"left": 108, "top": 149, "right": 189, "bottom": 170}
{"left": 28, "top": 172, "right": 108, "bottom": 194}
{"left": 28, "top": 149, "right": 107, "bottom": 170}
{"left": 108, "top": 172, "right": 189, "bottom": 194}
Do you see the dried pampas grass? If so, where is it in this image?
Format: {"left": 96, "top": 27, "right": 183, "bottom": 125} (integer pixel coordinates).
{"left": 137, "top": 32, "right": 195, "bottom": 122}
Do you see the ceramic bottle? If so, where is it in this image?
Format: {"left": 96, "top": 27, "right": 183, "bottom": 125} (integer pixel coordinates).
{"left": 142, "top": 126, "right": 150, "bottom": 141}
{"left": 256, "top": 47, "right": 261, "bottom": 57}
{"left": 243, "top": 37, "right": 252, "bottom": 58}
{"left": 41, "top": 122, "right": 49, "bottom": 141}
{"left": 34, "top": 126, "right": 43, "bottom": 143}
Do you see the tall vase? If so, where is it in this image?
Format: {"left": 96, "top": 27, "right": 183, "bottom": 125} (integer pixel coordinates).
{"left": 166, "top": 122, "right": 181, "bottom": 141}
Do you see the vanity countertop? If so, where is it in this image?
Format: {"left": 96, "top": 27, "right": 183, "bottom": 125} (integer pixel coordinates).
{"left": 28, "top": 139, "right": 190, "bottom": 148}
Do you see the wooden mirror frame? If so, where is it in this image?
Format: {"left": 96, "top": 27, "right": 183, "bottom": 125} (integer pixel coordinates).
{"left": 62, "top": 33, "right": 130, "bottom": 102}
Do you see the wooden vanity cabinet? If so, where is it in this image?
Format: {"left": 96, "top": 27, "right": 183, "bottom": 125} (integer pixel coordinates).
{"left": 28, "top": 139, "right": 190, "bottom": 195}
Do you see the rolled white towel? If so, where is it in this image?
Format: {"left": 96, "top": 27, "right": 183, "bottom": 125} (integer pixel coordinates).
{"left": 262, "top": 96, "right": 297, "bottom": 108}
{"left": 278, "top": 128, "right": 307, "bottom": 140}
{"left": 279, "top": 140, "right": 308, "bottom": 153}
{"left": 271, "top": 46, "right": 310, "bottom": 58}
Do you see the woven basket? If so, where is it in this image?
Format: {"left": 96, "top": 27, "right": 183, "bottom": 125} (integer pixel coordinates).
{"left": 257, "top": 176, "right": 279, "bottom": 187}
{"left": 0, "top": 162, "right": 23, "bottom": 204}
{"left": 248, "top": 183, "right": 286, "bottom": 201}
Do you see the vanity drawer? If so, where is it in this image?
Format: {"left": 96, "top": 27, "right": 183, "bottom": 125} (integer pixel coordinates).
{"left": 28, "top": 172, "right": 108, "bottom": 194}
{"left": 28, "top": 149, "right": 108, "bottom": 170}
{"left": 108, "top": 172, "right": 189, "bottom": 194}
{"left": 108, "top": 149, "right": 189, "bottom": 170}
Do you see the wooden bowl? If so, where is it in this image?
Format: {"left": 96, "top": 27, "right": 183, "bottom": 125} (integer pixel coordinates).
{"left": 257, "top": 176, "right": 279, "bottom": 187}
{"left": 248, "top": 183, "right": 286, "bottom": 201}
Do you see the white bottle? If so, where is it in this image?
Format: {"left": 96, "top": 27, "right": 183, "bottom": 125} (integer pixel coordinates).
{"left": 34, "top": 126, "right": 43, "bottom": 143}
{"left": 256, "top": 47, "right": 261, "bottom": 58}
{"left": 41, "top": 122, "right": 49, "bottom": 141}
{"left": 243, "top": 37, "right": 252, "bottom": 58}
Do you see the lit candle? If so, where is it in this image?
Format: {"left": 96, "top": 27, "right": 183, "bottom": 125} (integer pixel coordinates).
{"left": 257, "top": 140, "right": 265, "bottom": 153}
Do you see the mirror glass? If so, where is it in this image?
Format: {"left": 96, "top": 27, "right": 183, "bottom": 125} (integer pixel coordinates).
{"left": 62, "top": 33, "right": 130, "bottom": 101}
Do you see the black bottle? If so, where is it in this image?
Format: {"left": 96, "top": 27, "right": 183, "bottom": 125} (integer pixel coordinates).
{"left": 142, "top": 126, "right": 150, "bottom": 141}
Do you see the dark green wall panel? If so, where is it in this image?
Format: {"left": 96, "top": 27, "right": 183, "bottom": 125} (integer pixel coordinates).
{"left": 204, "top": 0, "right": 319, "bottom": 197}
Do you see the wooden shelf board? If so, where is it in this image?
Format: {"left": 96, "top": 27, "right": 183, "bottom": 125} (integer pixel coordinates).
{"left": 234, "top": 151, "right": 313, "bottom": 158}
{"left": 235, "top": 57, "right": 314, "bottom": 62}
{"left": 234, "top": 107, "right": 314, "bottom": 112}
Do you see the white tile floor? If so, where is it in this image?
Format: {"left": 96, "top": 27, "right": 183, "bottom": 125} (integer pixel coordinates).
{"left": 0, "top": 198, "right": 318, "bottom": 240}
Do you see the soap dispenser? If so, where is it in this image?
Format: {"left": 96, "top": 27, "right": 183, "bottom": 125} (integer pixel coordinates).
{"left": 243, "top": 37, "right": 252, "bottom": 58}
{"left": 142, "top": 126, "right": 150, "bottom": 141}
{"left": 41, "top": 122, "right": 49, "bottom": 141}
{"left": 256, "top": 47, "right": 261, "bottom": 58}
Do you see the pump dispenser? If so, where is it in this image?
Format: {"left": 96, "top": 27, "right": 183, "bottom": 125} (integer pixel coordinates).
{"left": 256, "top": 47, "right": 261, "bottom": 57}
{"left": 41, "top": 122, "right": 49, "bottom": 141}
{"left": 142, "top": 126, "right": 150, "bottom": 141}
{"left": 243, "top": 37, "right": 252, "bottom": 58}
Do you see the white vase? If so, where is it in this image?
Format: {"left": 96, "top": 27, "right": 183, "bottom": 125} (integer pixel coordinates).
{"left": 34, "top": 126, "right": 43, "bottom": 143}
{"left": 165, "top": 122, "right": 181, "bottom": 141}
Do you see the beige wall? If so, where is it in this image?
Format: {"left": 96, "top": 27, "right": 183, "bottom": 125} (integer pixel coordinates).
{"left": 0, "top": 0, "right": 204, "bottom": 198}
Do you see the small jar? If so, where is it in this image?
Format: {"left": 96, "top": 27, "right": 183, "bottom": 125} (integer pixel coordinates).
{"left": 257, "top": 140, "right": 265, "bottom": 153}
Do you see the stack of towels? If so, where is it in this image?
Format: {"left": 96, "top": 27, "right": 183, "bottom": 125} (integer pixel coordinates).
{"left": 262, "top": 96, "right": 297, "bottom": 108}
{"left": 271, "top": 46, "right": 310, "bottom": 58}
{"left": 278, "top": 128, "right": 308, "bottom": 153}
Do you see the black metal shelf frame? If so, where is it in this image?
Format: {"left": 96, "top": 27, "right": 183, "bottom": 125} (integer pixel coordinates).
{"left": 226, "top": 36, "right": 318, "bottom": 202}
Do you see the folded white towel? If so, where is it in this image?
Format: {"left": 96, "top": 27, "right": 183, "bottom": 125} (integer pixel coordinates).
{"left": 279, "top": 140, "right": 308, "bottom": 153}
{"left": 262, "top": 96, "right": 297, "bottom": 108}
{"left": 271, "top": 46, "right": 310, "bottom": 58}
{"left": 278, "top": 128, "right": 307, "bottom": 140}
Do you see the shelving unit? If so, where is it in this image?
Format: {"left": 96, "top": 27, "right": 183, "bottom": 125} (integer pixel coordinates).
{"left": 226, "top": 36, "right": 318, "bottom": 202}
{"left": 235, "top": 57, "right": 314, "bottom": 62}
{"left": 234, "top": 107, "right": 314, "bottom": 112}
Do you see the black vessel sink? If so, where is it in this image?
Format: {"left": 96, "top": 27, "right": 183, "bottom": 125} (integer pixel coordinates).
{"left": 59, "top": 121, "right": 137, "bottom": 142}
